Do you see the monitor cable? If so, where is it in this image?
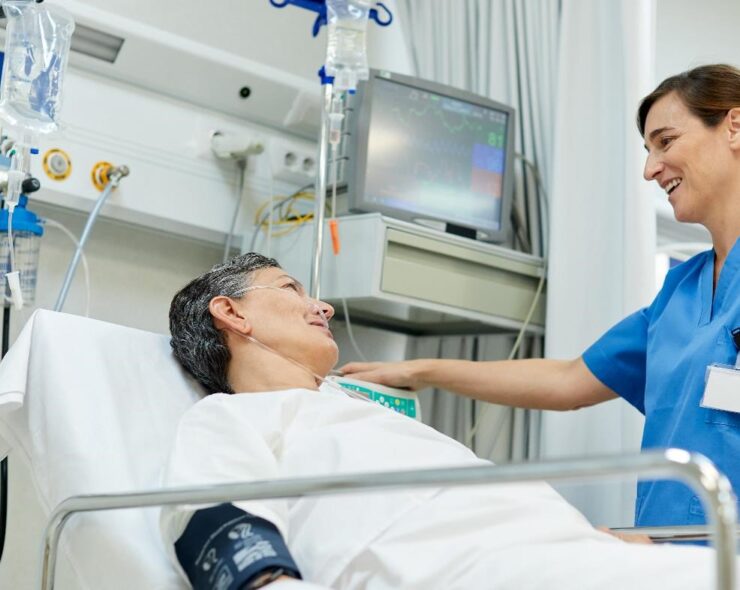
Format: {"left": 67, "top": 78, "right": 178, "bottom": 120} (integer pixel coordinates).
{"left": 465, "top": 154, "right": 550, "bottom": 455}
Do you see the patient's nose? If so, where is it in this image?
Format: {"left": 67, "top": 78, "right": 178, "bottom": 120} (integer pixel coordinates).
{"left": 313, "top": 298, "right": 334, "bottom": 321}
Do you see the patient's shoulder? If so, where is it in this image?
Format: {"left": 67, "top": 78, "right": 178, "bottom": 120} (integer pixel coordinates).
{"left": 182, "top": 388, "right": 315, "bottom": 424}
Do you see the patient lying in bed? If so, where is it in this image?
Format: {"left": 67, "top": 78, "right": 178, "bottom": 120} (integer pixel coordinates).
{"left": 161, "top": 253, "right": 731, "bottom": 590}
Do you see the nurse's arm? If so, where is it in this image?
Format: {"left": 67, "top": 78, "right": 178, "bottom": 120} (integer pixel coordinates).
{"left": 339, "top": 357, "right": 617, "bottom": 411}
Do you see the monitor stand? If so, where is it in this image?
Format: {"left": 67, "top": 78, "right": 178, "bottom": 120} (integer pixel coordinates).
{"left": 445, "top": 223, "right": 476, "bottom": 240}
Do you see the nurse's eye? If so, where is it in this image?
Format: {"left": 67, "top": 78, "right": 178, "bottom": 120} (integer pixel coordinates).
{"left": 660, "top": 136, "right": 675, "bottom": 148}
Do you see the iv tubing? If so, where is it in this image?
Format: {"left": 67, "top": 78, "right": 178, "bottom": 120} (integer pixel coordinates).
{"left": 310, "top": 83, "right": 333, "bottom": 299}
{"left": 54, "top": 167, "right": 129, "bottom": 312}
{"left": 6, "top": 205, "right": 15, "bottom": 276}
{"left": 43, "top": 218, "right": 91, "bottom": 317}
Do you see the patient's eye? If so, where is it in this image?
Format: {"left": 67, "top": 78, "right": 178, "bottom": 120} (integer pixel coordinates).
{"left": 283, "top": 281, "right": 300, "bottom": 293}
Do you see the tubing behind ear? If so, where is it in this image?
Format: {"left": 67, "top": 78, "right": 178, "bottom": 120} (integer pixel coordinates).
{"left": 174, "top": 503, "right": 301, "bottom": 590}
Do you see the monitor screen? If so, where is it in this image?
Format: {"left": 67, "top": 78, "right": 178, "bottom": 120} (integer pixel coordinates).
{"left": 347, "top": 71, "right": 515, "bottom": 241}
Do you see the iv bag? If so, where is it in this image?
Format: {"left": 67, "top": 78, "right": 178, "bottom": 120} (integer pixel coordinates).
{"left": 325, "top": 0, "right": 371, "bottom": 91}
{"left": 0, "top": 0, "right": 75, "bottom": 139}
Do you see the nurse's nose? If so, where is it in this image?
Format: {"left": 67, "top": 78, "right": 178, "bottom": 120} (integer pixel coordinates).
{"left": 643, "top": 152, "right": 664, "bottom": 182}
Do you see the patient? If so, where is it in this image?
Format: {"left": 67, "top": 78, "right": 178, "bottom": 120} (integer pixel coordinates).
{"left": 161, "top": 253, "right": 729, "bottom": 590}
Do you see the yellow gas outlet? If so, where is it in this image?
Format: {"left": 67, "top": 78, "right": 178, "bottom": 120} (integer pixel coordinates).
{"left": 91, "top": 161, "right": 114, "bottom": 191}
{"left": 42, "top": 148, "right": 72, "bottom": 181}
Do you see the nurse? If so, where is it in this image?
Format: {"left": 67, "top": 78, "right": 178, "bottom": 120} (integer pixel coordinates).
{"left": 340, "top": 63, "right": 740, "bottom": 530}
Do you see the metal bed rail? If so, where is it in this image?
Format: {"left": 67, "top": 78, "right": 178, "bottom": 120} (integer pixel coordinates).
{"left": 614, "top": 525, "right": 740, "bottom": 543}
{"left": 41, "top": 449, "right": 738, "bottom": 590}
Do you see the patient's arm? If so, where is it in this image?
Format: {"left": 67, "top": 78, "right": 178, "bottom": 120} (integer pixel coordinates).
{"left": 597, "top": 526, "right": 653, "bottom": 545}
{"left": 172, "top": 503, "right": 306, "bottom": 589}
{"left": 340, "top": 356, "right": 616, "bottom": 411}
{"left": 160, "top": 397, "right": 318, "bottom": 588}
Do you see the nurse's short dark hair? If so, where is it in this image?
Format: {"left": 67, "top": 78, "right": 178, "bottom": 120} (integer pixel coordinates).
{"left": 169, "top": 252, "right": 280, "bottom": 394}
{"left": 638, "top": 64, "right": 740, "bottom": 135}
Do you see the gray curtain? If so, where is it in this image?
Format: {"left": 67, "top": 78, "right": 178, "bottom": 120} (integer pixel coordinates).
{"left": 396, "top": 0, "right": 560, "bottom": 459}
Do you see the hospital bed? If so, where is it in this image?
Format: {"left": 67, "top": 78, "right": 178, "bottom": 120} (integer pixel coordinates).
{"left": 0, "top": 310, "right": 736, "bottom": 590}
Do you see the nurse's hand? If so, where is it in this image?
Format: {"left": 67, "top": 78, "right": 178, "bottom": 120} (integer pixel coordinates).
{"left": 597, "top": 526, "right": 653, "bottom": 544}
{"left": 338, "top": 360, "right": 426, "bottom": 390}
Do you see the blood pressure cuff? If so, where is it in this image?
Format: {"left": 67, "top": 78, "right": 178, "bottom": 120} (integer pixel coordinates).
{"left": 174, "top": 503, "right": 302, "bottom": 590}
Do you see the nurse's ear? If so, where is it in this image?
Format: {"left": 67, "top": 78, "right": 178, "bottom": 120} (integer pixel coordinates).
{"left": 726, "top": 107, "right": 740, "bottom": 151}
{"left": 209, "top": 296, "right": 253, "bottom": 336}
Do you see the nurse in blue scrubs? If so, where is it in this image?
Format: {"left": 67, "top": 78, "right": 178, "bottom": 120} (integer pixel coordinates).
{"left": 341, "top": 63, "right": 740, "bottom": 534}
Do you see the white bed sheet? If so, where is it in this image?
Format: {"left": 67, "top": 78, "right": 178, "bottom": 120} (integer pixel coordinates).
{"left": 163, "top": 387, "right": 733, "bottom": 590}
{"left": 0, "top": 310, "right": 201, "bottom": 590}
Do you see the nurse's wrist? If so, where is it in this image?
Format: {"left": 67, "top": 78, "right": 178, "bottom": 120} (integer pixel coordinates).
{"left": 411, "top": 358, "right": 439, "bottom": 390}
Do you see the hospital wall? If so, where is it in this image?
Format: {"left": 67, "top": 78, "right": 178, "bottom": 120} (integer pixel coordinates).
{"left": 7, "top": 2, "right": 413, "bottom": 361}
{"left": 656, "top": 0, "right": 740, "bottom": 84}
{"left": 654, "top": 0, "right": 737, "bottom": 250}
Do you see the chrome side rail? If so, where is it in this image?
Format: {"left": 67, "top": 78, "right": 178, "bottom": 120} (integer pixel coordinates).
{"left": 612, "top": 525, "right": 740, "bottom": 543}
{"left": 40, "top": 449, "right": 737, "bottom": 590}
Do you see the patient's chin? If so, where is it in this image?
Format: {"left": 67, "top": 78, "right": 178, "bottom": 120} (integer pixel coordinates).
{"left": 314, "top": 345, "right": 339, "bottom": 378}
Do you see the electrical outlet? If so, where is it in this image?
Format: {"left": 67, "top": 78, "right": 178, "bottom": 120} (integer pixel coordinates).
{"left": 268, "top": 138, "right": 318, "bottom": 184}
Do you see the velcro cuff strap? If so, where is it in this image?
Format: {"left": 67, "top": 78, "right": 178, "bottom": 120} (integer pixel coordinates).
{"left": 174, "top": 503, "right": 301, "bottom": 590}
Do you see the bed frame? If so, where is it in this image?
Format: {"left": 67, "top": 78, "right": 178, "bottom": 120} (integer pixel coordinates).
{"left": 41, "top": 449, "right": 739, "bottom": 590}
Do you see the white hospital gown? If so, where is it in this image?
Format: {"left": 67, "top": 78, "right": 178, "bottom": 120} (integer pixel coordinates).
{"left": 161, "top": 385, "right": 730, "bottom": 590}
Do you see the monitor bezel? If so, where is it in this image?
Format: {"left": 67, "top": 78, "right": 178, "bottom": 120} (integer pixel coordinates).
{"left": 345, "top": 69, "right": 516, "bottom": 243}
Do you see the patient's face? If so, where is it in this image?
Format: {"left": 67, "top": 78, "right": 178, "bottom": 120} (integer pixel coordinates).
{"left": 238, "top": 267, "right": 338, "bottom": 375}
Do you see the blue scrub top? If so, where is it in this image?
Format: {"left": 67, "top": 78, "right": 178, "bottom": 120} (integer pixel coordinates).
{"left": 583, "top": 237, "right": 740, "bottom": 526}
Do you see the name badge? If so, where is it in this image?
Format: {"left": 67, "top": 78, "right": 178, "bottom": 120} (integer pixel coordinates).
{"left": 702, "top": 364, "right": 740, "bottom": 414}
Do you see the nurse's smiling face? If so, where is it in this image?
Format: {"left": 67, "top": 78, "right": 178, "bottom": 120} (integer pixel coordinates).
{"left": 642, "top": 92, "right": 740, "bottom": 226}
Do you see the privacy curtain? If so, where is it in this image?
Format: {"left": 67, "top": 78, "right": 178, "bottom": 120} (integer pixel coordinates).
{"left": 541, "top": 0, "right": 656, "bottom": 526}
{"left": 395, "top": 0, "right": 560, "bottom": 460}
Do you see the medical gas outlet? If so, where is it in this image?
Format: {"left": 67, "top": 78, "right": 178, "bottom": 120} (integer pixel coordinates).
{"left": 91, "top": 161, "right": 129, "bottom": 191}
{"left": 42, "top": 148, "right": 72, "bottom": 181}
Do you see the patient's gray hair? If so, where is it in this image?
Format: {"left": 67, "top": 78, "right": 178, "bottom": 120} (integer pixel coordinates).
{"left": 169, "top": 252, "right": 280, "bottom": 394}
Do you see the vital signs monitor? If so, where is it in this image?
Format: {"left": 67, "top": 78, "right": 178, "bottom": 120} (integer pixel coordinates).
{"left": 343, "top": 69, "right": 516, "bottom": 242}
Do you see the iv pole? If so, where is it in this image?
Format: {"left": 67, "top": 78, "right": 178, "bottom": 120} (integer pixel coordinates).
{"left": 268, "top": 1, "right": 392, "bottom": 299}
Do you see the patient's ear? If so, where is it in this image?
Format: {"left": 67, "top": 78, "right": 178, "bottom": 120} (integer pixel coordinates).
{"left": 209, "top": 296, "right": 253, "bottom": 335}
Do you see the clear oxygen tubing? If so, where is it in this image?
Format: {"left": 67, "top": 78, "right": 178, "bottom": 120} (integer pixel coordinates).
{"left": 239, "top": 332, "right": 370, "bottom": 403}
{"left": 310, "top": 83, "right": 334, "bottom": 299}
{"left": 54, "top": 166, "right": 129, "bottom": 313}
{"left": 227, "top": 284, "right": 370, "bottom": 402}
